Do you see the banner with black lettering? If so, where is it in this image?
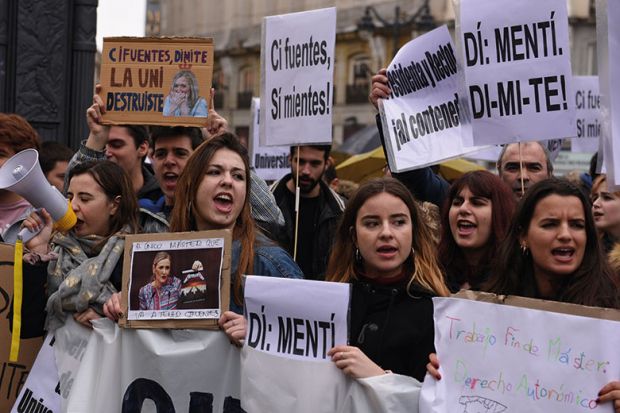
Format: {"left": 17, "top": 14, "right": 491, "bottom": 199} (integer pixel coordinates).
{"left": 380, "top": 26, "right": 485, "bottom": 172}
{"left": 572, "top": 76, "right": 600, "bottom": 153}
{"left": 455, "top": 0, "right": 576, "bottom": 146}
{"left": 249, "top": 98, "right": 290, "bottom": 181}
{"left": 596, "top": 0, "right": 620, "bottom": 188}
{"left": 259, "top": 7, "right": 336, "bottom": 146}
{"left": 64, "top": 321, "right": 242, "bottom": 412}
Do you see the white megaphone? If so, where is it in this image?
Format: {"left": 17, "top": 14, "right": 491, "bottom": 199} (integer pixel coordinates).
{"left": 0, "top": 148, "right": 76, "bottom": 243}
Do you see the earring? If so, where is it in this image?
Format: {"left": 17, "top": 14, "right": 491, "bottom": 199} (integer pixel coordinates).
{"left": 520, "top": 243, "right": 529, "bottom": 255}
{"left": 355, "top": 248, "right": 362, "bottom": 263}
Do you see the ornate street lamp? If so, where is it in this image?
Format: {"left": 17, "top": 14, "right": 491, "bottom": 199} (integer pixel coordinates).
{"left": 357, "top": 1, "right": 435, "bottom": 58}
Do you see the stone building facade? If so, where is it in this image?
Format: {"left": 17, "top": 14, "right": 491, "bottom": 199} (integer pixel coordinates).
{"left": 146, "top": 0, "right": 597, "bottom": 147}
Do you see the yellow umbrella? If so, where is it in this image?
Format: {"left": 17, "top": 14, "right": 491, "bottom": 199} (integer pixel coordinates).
{"left": 335, "top": 146, "right": 386, "bottom": 183}
{"left": 335, "top": 146, "right": 485, "bottom": 183}
{"left": 438, "top": 158, "right": 485, "bottom": 181}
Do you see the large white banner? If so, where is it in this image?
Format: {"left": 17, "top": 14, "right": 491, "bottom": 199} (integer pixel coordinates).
{"left": 241, "top": 345, "right": 420, "bottom": 413}
{"left": 11, "top": 335, "right": 61, "bottom": 413}
{"left": 244, "top": 276, "right": 349, "bottom": 362}
{"left": 596, "top": 0, "right": 620, "bottom": 188}
{"left": 54, "top": 320, "right": 417, "bottom": 413}
{"left": 380, "top": 26, "right": 484, "bottom": 172}
{"left": 572, "top": 76, "right": 600, "bottom": 153}
{"left": 65, "top": 321, "right": 242, "bottom": 413}
{"left": 456, "top": 0, "right": 576, "bottom": 146}
{"left": 248, "top": 97, "right": 290, "bottom": 181}
{"left": 259, "top": 7, "right": 335, "bottom": 146}
{"left": 419, "top": 297, "right": 620, "bottom": 412}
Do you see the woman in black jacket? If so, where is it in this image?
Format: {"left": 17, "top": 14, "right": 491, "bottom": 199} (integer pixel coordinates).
{"left": 325, "top": 177, "right": 449, "bottom": 381}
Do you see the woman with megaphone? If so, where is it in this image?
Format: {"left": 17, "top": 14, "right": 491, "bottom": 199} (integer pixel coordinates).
{"left": 23, "top": 160, "right": 139, "bottom": 330}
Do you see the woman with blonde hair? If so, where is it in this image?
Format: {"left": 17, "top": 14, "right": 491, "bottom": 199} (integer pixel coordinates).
{"left": 591, "top": 174, "right": 620, "bottom": 254}
{"left": 325, "top": 177, "right": 449, "bottom": 381}
{"left": 138, "top": 251, "right": 181, "bottom": 310}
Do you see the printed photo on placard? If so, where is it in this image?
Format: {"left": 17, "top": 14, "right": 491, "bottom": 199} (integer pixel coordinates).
{"left": 120, "top": 230, "right": 231, "bottom": 329}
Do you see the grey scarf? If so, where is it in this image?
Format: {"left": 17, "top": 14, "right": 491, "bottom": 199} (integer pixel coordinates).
{"left": 45, "top": 230, "right": 126, "bottom": 331}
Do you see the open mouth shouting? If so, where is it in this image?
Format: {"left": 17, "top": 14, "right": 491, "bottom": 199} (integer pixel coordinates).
{"left": 214, "top": 192, "right": 234, "bottom": 214}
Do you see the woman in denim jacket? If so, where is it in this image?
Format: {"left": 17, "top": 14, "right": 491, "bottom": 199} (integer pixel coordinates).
{"left": 104, "top": 133, "right": 302, "bottom": 330}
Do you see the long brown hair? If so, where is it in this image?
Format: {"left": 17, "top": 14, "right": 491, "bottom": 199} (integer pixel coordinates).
{"left": 326, "top": 178, "right": 449, "bottom": 297}
{"left": 169, "top": 133, "right": 255, "bottom": 305}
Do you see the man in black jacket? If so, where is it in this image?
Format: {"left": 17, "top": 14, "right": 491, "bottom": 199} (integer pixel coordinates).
{"left": 271, "top": 145, "right": 346, "bottom": 280}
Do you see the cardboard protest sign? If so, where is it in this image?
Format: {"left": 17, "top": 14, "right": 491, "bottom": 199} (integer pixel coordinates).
{"left": 259, "top": 7, "right": 336, "bottom": 146}
{"left": 596, "top": 0, "right": 620, "bottom": 188}
{"left": 249, "top": 97, "right": 290, "bottom": 181}
{"left": 419, "top": 292, "right": 620, "bottom": 413}
{"left": 244, "top": 276, "right": 349, "bottom": 362}
{"left": 571, "top": 76, "right": 601, "bottom": 153}
{"left": 99, "top": 37, "right": 214, "bottom": 127}
{"left": 120, "top": 230, "right": 231, "bottom": 329}
{"left": 380, "top": 26, "right": 485, "bottom": 172}
{"left": 0, "top": 244, "right": 45, "bottom": 413}
{"left": 455, "top": 0, "right": 576, "bottom": 146}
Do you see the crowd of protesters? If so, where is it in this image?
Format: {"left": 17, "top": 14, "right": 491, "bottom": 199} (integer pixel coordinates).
{"left": 1, "top": 69, "right": 620, "bottom": 411}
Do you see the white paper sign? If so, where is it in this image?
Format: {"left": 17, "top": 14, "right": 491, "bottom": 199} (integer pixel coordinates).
{"left": 244, "top": 276, "right": 349, "bottom": 362}
{"left": 596, "top": 0, "right": 620, "bottom": 188}
{"left": 420, "top": 297, "right": 620, "bottom": 413}
{"left": 380, "top": 26, "right": 485, "bottom": 172}
{"left": 457, "top": 0, "right": 577, "bottom": 146}
{"left": 249, "top": 97, "right": 290, "bottom": 181}
{"left": 572, "top": 76, "right": 601, "bottom": 153}
{"left": 259, "top": 7, "right": 335, "bottom": 146}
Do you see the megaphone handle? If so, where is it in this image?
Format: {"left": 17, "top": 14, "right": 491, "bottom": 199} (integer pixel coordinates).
{"left": 17, "top": 225, "right": 42, "bottom": 244}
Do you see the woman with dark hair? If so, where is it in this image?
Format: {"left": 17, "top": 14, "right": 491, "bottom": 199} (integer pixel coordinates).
{"left": 138, "top": 251, "right": 181, "bottom": 310}
{"left": 325, "top": 177, "right": 449, "bottom": 381}
{"left": 484, "top": 178, "right": 620, "bottom": 308}
{"left": 163, "top": 70, "right": 208, "bottom": 117}
{"left": 428, "top": 179, "right": 620, "bottom": 410}
{"left": 438, "top": 171, "right": 516, "bottom": 292}
{"left": 24, "top": 160, "right": 139, "bottom": 330}
{"left": 103, "top": 133, "right": 302, "bottom": 341}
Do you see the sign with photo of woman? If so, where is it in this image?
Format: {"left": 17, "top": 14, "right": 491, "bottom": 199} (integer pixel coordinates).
{"left": 99, "top": 37, "right": 214, "bottom": 127}
{"left": 120, "top": 230, "right": 232, "bottom": 329}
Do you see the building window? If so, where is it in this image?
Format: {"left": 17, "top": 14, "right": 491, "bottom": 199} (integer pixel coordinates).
{"left": 212, "top": 68, "right": 225, "bottom": 109}
{"left": 237, "top": 66, "right": 254, "bottom": 109}
{"left": 346, "top": 54, "right": 372, "bottom": 104}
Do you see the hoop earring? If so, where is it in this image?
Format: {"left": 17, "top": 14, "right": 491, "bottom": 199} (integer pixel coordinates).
{"left": 355, "top": 248, "right": 362, "bottom": 263}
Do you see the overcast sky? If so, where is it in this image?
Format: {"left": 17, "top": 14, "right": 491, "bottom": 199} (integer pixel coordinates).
{"left": 96, "top": 0, "right": 147, "bottom": 52}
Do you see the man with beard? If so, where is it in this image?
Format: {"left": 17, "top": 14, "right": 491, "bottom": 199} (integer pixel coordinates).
{"left": 271, "top": 145, "right": 346, "bottom": 279}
